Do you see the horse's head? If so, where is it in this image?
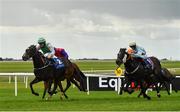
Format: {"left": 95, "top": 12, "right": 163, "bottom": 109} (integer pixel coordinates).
{"left": 22, "top": 45, "right": 37, "bottom": 61}
{"left": 116, "top": 48, "right": 128, "bottom": 66}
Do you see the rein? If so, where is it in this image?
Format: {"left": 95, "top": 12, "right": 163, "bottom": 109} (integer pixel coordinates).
{"left": 125, "top": 64, "right": 140, "bottom": 74}
{"left": 33, "top": 50, "right": 51, "bottom": 70}
{"left": 125, "top": 53, "right": 140, "bottom": 74}
{"left": 34, "top": 62, "right": 51, "bottom": 70}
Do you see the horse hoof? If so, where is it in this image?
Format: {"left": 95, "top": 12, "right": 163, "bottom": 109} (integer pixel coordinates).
{"left": 129, "top": 90, "right": 134, "bottom": 94}
{"left": 157, "top": 95, "right": 161, "bottom": 98}
{"left": 54, "top": 91, "right": 58, "bottom": 94}
{"left": 33, "top": 93, "right": 39, "bottom": 96}
{"left": 65, "top": 95, "right": 68, "bottom": 99}
{"left": 147, "top": 97, "right": 151, "bottom": 100}
{"left": 119, "top": 92, "right": 123, "bottom": 95}
{"left": 60, "top": 96, "right": 63, "bottom": 100}
{"left": 157, "top": 93, "right": 161, "bottom": 98}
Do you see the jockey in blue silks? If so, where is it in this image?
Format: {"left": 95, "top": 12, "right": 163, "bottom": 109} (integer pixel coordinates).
{"left": 128, "top": 42, "right": 152, "bottom": 70}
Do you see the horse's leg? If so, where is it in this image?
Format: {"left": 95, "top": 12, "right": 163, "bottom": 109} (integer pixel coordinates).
{"left": 49, "top": 79, "right": 58, "bottom": 96}
{"left": 63, "top": 79, "right": 71, "bottom": 93}
{"left": 155, "top": 82, "right": 161, "bottom": 98}
{"left": 162, "top": 81, "right": 171, "bottom": 95}
{"left": 30, "top": 77, "right": 41, "bottom": 96}
{"left": 140, "top": 81, "right": 151, "bottom": 100}
{"left": 42, "top": 81, "right": 49, "bottom": 99}
{"left": 57, "top": 81, "right": 68, "bottom": 99}
{"left": 138, "top": 90, "right": 143, "bottom": 98}
{"left": 124, "top": 80, "right": 134, "bottom": 94}
{"left": 119, "top": 78, "right": 125, "bottom": 95}
{"left": 47, "top": 80, "right": 53, "bottom": 94}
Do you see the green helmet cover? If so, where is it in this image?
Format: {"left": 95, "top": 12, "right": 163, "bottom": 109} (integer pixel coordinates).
{"left": 38, "top": 37, "right": 46, "bottom": 44}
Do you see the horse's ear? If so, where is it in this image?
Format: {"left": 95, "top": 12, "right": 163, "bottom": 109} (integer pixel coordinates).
{"left": 120, "top": 48, "right": 126, "bottom": 51}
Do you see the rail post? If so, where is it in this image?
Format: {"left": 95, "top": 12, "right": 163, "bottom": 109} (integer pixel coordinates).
{"left": 14, "top": 75, "right": 17, "bottom": 96}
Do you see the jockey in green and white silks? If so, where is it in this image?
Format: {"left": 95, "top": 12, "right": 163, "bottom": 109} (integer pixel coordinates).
{"left": 36, "top": 37, "right": 56, "bottom": 59}
{"left": 36, "top": 37, "right": 64, "bottom": 69}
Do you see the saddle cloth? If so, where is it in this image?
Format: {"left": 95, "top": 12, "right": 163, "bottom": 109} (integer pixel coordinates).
{"left": 53, "top": 58, "right": 65, "bottom": 69}
{"left": 146, "top": 57, "right": 154, "bottom": 70}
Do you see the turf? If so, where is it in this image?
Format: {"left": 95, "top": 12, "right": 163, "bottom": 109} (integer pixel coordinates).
{"left": 0, "top": 60, "right": 180, "bottom": 74}
{"left": 0, "top": 82, "right": 180, "bottom": 111}
{"left": 0, "top": 60, "right": 180, "bottom": 111}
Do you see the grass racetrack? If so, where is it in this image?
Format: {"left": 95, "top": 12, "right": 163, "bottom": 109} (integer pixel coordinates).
{"left": 0, "top": 60, "right": 180, "bottom": 111}
{"left": 0, "top": 82, "right": 180, "bottom": 111}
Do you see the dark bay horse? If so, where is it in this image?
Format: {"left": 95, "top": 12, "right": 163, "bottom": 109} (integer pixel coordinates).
{"left": 116, "top": 48, "right": 162, "bottom": 100}
{"left": 22, "top": 45, "right": 86, "bottom": 99}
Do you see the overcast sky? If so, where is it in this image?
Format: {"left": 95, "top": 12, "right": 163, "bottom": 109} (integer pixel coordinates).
{"left": 0, "top": 0, "right": 180, "bottom": 60}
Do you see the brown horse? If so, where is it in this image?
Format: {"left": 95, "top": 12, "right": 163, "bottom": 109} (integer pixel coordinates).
{"left": 22, "top": 45, "right": 85, "bottom": 99}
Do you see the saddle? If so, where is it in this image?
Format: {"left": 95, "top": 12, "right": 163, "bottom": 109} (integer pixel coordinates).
{"left": 52, "top": 58, "right": 65, "bottom": 69}
{"left": 133, "top": 57, "right": 154, "bottom": 73}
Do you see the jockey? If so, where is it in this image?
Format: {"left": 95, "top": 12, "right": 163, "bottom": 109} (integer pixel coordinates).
{"left": 36, "top": 37, "right": 56, "bottom": 59}
{"left": 36, "top": 37, "right": 68, "bottom": 59}
{"left": 127, "top": 42, "right": 151, "bottom": 70}
{"left": 36, "top": 37, "right": 68, "bottom": 68}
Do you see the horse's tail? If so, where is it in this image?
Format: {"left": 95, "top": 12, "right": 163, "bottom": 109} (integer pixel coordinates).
{"left": 72, "top": 63, "right": 86, "bottom": 81}
{"left": 161, "top": 67, "right": 178, "bottom": 93}
{"left": 161, "top": 67, "right": 175, "bottom": 81}
{"left": 79, "top": 70, "right": 86, "bottom": 80}
{"left": 72, "top": 62, "right": 87, "bottom": 91}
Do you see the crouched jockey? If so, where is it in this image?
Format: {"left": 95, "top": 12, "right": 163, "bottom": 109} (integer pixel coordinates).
{"left": 36, "top": 37, "right": 67, "bottom": 69}
{"left": 127, "top": 42, "right": 153, "bottom": 73}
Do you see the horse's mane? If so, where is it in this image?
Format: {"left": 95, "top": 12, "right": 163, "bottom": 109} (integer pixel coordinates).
{"left": 28, "top": 45, "right": 44, "bottom": 57}
{"left": 29, "top": 45, "right": 36, "bottom": 49}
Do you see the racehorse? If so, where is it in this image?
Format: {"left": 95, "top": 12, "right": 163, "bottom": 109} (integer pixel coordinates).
{"left": 116, "top": 48, "right": 162, "bottom": 100}
{"left": 137, "top": 67, "right": 178, "bottom": 97}
{"left": 22, "top": 45, "right": 86, "bottom": 99}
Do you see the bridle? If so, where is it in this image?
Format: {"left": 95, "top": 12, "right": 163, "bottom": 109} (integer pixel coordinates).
{"left": 25, "top": 46, "right": 51, "bottom": 70}
{"left": 120, "top": 51, "right": 140, "bottom": 75}
{"left": 33, "top": 51, "right": 52, "bottom": 70}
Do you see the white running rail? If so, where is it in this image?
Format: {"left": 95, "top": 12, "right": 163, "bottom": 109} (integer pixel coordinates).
{"left": 0, "top": 73, "right": 179, "bottom": 96}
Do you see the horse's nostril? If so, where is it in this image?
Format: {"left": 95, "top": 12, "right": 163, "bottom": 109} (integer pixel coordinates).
{"left": 22, "top": 56, "right": 27, "bottom": 61}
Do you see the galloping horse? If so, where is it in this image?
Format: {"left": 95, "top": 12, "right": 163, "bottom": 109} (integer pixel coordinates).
{"left": 116, "top": 48, "right": 162, "bottom": 100}
{"left": 22, "top": 45, "right": 86, "bottom": 99}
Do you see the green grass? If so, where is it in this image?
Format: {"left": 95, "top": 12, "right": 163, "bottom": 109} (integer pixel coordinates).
{"left": 0, "top": 60, "right": 180, "bottom": 111}
{"left": 0, "top": 82, "right": 180, "bottom": 111}
{"left": 75, "top": 60, "right": 116, "bottom": 71}
{"left": 161, "top": 60, "right": 180, "bottom": 68}
{"left": 0, "top": 61, "right": 33, "bottom": 72}
{"left": 1, "top": 60, "right": 180, "bottom": 74}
